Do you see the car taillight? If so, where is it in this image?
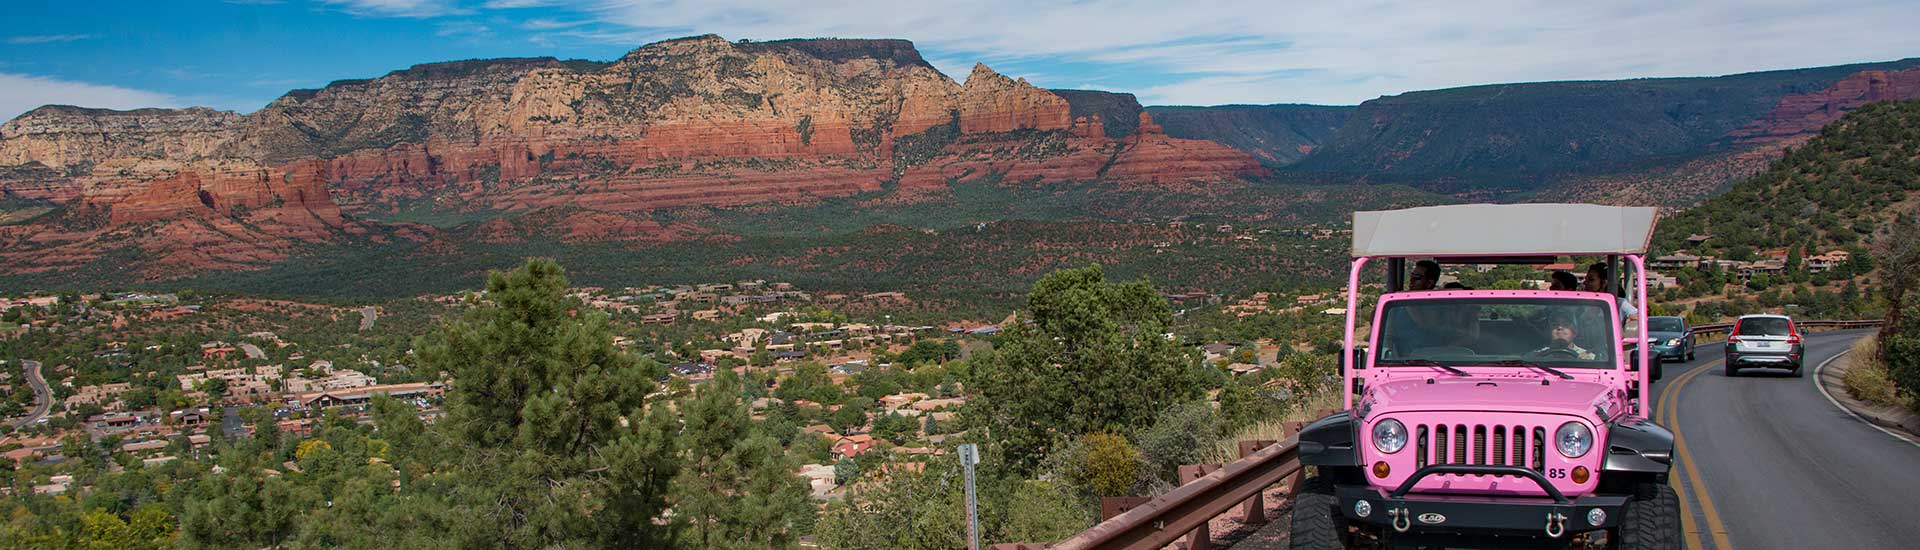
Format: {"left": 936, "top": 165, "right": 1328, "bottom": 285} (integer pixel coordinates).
{"left": 1788, "top": 334, "right": 1801, "bottom": 345}
{"left": 1727, "top": 336, "right": 1742, "bottom": 343}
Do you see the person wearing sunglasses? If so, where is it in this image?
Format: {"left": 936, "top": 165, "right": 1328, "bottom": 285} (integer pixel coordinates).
{"left": 1408, "top": 260, "right": 1440, "bottom": 291}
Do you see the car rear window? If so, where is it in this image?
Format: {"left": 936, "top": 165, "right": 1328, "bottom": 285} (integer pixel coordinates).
{"left": 1736, "top": 318, "right": 1793, "bottom": 336}
{"left": 1649, "top": 318, "right": 1683, "bottom": 333}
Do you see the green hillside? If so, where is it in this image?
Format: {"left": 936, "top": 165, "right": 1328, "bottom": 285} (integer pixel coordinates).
{"left": 1286, "top": 58, "right": 1920, "bottom": 194}
{"left": 1656, "top": 99, "right": 1920, "bottom": 257}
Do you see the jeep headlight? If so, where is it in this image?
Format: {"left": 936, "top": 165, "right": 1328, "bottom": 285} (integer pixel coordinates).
{"left": 1666, "top": 338, "right": 1681, "bottom": 346}
{"left": 1372, "top": 418, "right": 1407, "bottom": 454}
{"left": 1556, "top": 422, "right": 1593, "bottom": 458}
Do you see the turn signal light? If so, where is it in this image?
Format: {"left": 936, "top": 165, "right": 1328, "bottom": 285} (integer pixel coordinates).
{"left": 1571, "top": 466, "right": 1590, "bottom": 484}
{"left": 1372, "top": 461, "right": 1391, "bottom": 478}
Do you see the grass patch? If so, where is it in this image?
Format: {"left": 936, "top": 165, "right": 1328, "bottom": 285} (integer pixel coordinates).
{"left": 1842, "top": 336, "right": 1917, "bottom": 410}
{"left": 1202, "top": 388, "right": 1342, "bottom": 465}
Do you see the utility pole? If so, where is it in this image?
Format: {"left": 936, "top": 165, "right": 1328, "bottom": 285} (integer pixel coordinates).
{"left": 959, "top": 443, "right": 980, "bottom": 550}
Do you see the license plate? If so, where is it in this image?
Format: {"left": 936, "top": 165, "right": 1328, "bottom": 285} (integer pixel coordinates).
{"left": 1754, "top": 342, "right": 1775, "bottom": 349}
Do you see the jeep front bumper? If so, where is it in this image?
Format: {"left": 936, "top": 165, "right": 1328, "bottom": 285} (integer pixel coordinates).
{"left": 1335, "top": 465, "right": 1629, "bottom": 537}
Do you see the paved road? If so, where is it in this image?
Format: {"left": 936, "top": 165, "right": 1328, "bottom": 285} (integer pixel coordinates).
{"left": 6, "top": 359, "right": 52, "bottom": 429}
{"left": 1655, "top": 328, "right": 1920, "bottom": 549}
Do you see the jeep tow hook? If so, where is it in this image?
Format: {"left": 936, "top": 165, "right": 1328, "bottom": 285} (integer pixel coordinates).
{"left": 1544, "top": 511, "right": 1567, "bottom": 538}
{"left": 1389, "top": 507, "right": 1412, "bottom": 533}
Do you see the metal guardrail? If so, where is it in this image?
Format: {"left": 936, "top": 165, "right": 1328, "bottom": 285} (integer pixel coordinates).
{"left": 1688, "top": 319, "right": 1882, "bottom": 337}
{"left": 993, "top": 319, "right": 1889, "bottom": 550}
{"left": 993, "top": 414, "right": 1335, "bottom": 550}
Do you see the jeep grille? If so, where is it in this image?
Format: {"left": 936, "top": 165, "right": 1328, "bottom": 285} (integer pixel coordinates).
{"left": 1414, "top": 423, "right": 1548, "bottom": 474}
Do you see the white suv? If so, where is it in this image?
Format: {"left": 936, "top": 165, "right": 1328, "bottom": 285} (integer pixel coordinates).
{"left": 1725, "top": 314, "right": 1804, "bottom": 376}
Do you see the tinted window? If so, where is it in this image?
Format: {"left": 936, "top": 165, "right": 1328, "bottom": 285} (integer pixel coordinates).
{"left": 1736, "top": 318, "right": 1793, "bottom": 336}
{"left": 1376, "top": 298, "right": 1614, "bottom": 368}
{"left": 1649, "top": 318, "right": 1684, "bottom": 333}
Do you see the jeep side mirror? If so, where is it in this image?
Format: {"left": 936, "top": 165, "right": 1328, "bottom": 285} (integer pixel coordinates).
{"left": 1347, "top": 347, "right": 1368, "bottom": 373}
{"left": 1627, "top": 352, "right": 1663, "bottom": 382}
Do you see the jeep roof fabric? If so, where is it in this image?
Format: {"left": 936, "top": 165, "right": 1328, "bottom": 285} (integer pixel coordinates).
{"left": 1351, "top": 204, "right": 1657, "bottom": 258}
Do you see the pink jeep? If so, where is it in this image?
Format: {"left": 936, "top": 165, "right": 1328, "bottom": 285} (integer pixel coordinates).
{"left": 1291, "top": 204, "right": 1681, "bottom": 549}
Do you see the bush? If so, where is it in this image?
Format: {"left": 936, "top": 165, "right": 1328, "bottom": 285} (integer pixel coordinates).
{"left": 1080, "top": 432, "right": 1142, "bottom": 497}
{"left": 1133, "top": 402, "right": 1224, "bottom": 486}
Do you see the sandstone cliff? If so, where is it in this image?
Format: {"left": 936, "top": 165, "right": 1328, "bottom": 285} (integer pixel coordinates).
{"left": 0, "top": 34, "right": 1261, "bottom": 278}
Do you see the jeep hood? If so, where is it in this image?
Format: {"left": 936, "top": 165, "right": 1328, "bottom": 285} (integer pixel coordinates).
{"left": 1366, "top": 376, "right": 1621, "bottom": 419}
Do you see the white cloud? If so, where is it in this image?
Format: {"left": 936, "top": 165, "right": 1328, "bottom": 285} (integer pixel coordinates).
{"left": 520, "top": 18, "right": 588, "bottom": 30}
{"left": 484, "top": 0, "right": 559, "bottom": 7}
{"left": 319, "top": 0, "right": 468, "bottom": 18}
{"left": 564, "top": 0, "right": 1920, "bottom": 105}
{"left": 7, "top": 34, "right": 93, "bottom": 45}
{"left": 436, "top": 21, "right": 495, "bottom": 37}
{"left": 0, "top": 73, "right": 184, "bottom": 122}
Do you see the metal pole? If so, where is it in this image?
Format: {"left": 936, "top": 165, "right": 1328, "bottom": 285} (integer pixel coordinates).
{"left": 960, "top": 443, "right": 980, "bottom": 550}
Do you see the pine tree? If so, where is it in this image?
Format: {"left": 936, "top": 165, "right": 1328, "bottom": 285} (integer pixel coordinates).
{"left": 412, "top": 258, "right": 680, "bottom": 548}
{"left": 673, "top": 369, "right": 812, "bottom": 550}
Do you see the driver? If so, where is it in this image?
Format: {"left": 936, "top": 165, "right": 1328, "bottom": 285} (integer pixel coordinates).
{"left": 1532, "top": 316, "right": 1596, "bottom": 360}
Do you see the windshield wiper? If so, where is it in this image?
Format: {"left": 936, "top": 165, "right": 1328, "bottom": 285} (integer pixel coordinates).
{"left": 1378, "top": 359, "right": 1470, "bottom": 377}
{"left": 1487, "top": 360, "right": 1574, "bottom": 380}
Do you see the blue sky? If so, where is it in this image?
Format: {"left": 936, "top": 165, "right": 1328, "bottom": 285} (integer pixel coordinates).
{"left": 6, "top": 0, "right": 1920, "bottom": 121}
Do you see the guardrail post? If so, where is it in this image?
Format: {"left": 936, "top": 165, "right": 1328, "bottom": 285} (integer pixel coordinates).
{"left": 1237, "top": 440, "right": 1279, "bottom": 524}
{"left": 1177, "top": 464, "right": 1224, "bottom": 550}
{"left": 1282, "top": 421, "right": 1310, "bottom": 499}
{"left": 1101, "top": 496, "right": 1151, "bottom": 521}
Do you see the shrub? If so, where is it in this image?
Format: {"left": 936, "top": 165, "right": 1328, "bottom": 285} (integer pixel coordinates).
{"left": 1080, "top": 432, "right": 1142, "bottom": 497}
{"left": 1133, "top": 402, "right": 1224, "bottom": 485}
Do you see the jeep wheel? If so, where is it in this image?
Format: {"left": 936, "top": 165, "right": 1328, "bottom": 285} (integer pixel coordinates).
{"left": 1608, "top": 483, "right": 1681, "bottom": 550}
{"left": 1289, "top": 475, "right": 1346, "bottom": 550}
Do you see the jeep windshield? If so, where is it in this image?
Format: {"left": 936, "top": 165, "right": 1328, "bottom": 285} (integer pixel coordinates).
{"left": 1376, "top": 298, "right": 1615, "bottom": 368}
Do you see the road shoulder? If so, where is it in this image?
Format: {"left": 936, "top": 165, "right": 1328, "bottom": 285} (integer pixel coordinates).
{"left": 1817, "top": 350, "right": 1920, "bottom": 443}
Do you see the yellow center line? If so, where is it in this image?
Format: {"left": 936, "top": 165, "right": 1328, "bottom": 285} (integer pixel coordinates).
{"left": 1657, "top": 364, "right": 1706, "bottom": 550}
{"left": 1661, "top": 360, "right": 1735, "bottom": 550}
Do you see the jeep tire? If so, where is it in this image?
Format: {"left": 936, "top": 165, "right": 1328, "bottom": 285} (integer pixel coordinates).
{"left": 1609, "top": 482, "right": 1681, "bottom": 550}
{"left": 1289, "top": 475, "right": 1346, "bottom": 550}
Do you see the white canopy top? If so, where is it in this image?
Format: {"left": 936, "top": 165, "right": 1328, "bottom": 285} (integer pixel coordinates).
{"left": 1351, "top": 203, "right": 1657, "bottom": 258}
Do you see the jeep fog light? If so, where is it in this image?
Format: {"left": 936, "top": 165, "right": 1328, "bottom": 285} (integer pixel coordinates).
{"left": 1555, "top": 422, "right": 1593, "bottom": 458}
{"left": 1372, "top": 418, "right": 1407, "bottom": 454}
{"left": 1354, "top": 500, "right": 1372, "bottom": 518}
{"left": 1587, "top": 508, "right": 1606, "bottom": 526}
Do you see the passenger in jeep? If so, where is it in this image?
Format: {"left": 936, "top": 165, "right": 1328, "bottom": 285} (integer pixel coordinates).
{"left": 1530, "top": 316, "right": 1596, "bottom": 360}
{"left": 1408, "top": 260, "right": 1440, "bottom": 291}
{"left": 1549, "top": 270, "right": 1578, "bottom": 291}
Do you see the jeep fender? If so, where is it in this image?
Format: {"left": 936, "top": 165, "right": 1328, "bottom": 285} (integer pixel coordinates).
{"left": 1603, "top": 417, "right": 1674, "bottom": 474}
{"left": 1298, "top": 411, "right": 1360, "bottom": 466}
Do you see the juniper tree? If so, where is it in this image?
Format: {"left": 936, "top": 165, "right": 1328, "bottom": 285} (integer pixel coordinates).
{"left": 967, "top": 265, "right": 1206, "bottom": 473}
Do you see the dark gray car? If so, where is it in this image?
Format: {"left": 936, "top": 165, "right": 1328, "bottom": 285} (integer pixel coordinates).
{"left": 1647, "top": 316, "right": 1693, "bottom": 362}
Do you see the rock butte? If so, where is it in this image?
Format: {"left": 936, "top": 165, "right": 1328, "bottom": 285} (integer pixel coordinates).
{"left": 0, "top": 35, "right": 1264, "bottom": 278}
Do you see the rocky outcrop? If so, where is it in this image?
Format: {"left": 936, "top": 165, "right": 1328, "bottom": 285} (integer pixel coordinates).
{"left": 0, "top": 106, "right": 243, "bottom": 168}
{"left": 1726, "top": 67, "right": 1920, "bottom": 145}
{"left": 1053, "top": 89, "right": 1145, "bottom": 138}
